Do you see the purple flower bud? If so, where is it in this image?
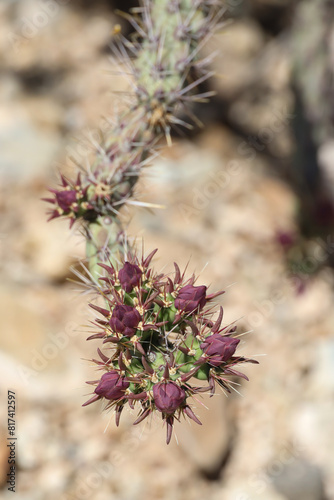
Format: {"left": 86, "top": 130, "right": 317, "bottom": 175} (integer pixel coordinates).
{"left": 94, "top": 371, "right": 129, "bottom": 400}
{"left": 56, "top": 190, "right": 78, "bottom": 212}
{"left": 276, "top": 230, "right": 295, "bottom": 249}
{"left": 109, "top": 305, "right": 141, "bottom": 337}
{"left": 201, "top": 333, "right": 240, "bottom": 367}
{"left": 118, "top": 262, "right": 142, "bottom": 292}
{"left": 175, "top": 284, "right": 207, "bottom": 313}
{"left": 153, "top": 381, "right": 186, "bottom": 414}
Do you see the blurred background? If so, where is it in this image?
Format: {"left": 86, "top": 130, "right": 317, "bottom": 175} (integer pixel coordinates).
{"left": 1, "top": 0, "right": 334, "bottom": 499}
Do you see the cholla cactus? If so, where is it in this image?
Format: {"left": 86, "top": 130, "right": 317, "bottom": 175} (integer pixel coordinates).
{"left": 45, "top": 0, "right": 258, "bottom": 444}
{"left": 83, "top": 250, "right": 258, "bottom": 443}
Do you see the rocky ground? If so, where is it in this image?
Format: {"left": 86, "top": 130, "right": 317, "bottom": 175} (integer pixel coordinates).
{"left": 1, "top": 1, "right": 334, "bottom": 499}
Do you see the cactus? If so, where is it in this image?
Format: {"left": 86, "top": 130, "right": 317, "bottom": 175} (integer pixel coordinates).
{"left": 45, "top": 0, "right": 258, "bottom": 444}
{"left": 83, "top": 251, "right": 258, "bottom": 444}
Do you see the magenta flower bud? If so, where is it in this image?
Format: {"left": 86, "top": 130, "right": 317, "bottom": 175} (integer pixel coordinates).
{"left": 276, "top": 230, "right": 295, "bottom": 249}
{"left": 153, "top": 381, "right": 186, "bottom": 414}
{"left": 118, "top": 262, "right": 142, "bottom": 292}
{"left": 109, "top": 305, "right": 141, "bottom": 337}
{"left": 56, "top": 190, "right": 78, "bottom": 212}
{"left": 200, "top": 334, "right": 240, "bottom": 367}
{"left": 175, "top": 284, "right": 207, "bottom": 313}
{"left": 94, "top": 371, "right": 129, "bottom": 400}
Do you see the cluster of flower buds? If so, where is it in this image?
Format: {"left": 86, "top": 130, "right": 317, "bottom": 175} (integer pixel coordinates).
{"left": 83, "top": 249, "right": 258, "bottom": 444}
{"left": 44, "top": 165, "right": 138, "bottom": 228}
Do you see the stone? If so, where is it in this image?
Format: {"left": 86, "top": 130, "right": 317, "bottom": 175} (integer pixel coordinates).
{"left": 0, "top": 285, "right": 46, "bottom": 365}
{"left": 0, "top": 105, "right": 61, "bottom": 182}
{"left": 177, "top": 386, "right": 235, "bottom": 477}
{"left": 272, "top": 460, "right": 326, "bottom": 500}
{"left": 208, "top": 19, "right": 265, "bottom": 99}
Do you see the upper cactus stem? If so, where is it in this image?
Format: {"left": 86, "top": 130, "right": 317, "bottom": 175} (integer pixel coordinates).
{"left": 45, "top": 0, "right": 223, "bottom": 276}
{"left": 135, "top": 0, "right": 216, "bottom": 100}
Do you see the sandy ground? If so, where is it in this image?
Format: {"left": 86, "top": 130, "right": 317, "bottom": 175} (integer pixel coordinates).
{"left": 0, "top": 1, "right": 333, "bottom": 499}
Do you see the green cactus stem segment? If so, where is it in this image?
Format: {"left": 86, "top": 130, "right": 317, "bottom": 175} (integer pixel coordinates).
{"left": 86, "top": 216, "right": 124, "bottom": 279}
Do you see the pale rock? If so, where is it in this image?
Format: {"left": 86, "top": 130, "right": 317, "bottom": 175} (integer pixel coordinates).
{"left": 272, "top": 460, "right": 326, "bottom": 500}
{"left": 218, "top": 480, "right": 287, "bottom": 500}
{"left": 36, "top": 462, "right": 70, "bottom": 493}
{"left": 208, "top": 20, "right": 265, "bottom": 98}
{"left": 0, "top": 285, "right": 46, "bottom": 364}
{"left": 0, "top": 105, "right": 61, "bottom": 182}
{"left": 177, "top": 389, "right": 235, "bottom": 476}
